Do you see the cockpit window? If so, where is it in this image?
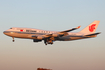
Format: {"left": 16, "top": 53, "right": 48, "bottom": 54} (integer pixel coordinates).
{"left": 10, "top": 28, "right": 12, "bottom": 29}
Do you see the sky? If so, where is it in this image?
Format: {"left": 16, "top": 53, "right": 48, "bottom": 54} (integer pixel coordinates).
{"left": 0, "top": 0, "right": 105, "bottom": 70}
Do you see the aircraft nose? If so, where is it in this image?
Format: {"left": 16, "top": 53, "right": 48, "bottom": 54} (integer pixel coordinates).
{"left": 3, "top": 31, "right": 14, "bottom": 36}
{"left": 3, "top": 31, "right": 6, "bottom": 34}
{"left": 3, "top": 31, "right": 9, "bottom": 35}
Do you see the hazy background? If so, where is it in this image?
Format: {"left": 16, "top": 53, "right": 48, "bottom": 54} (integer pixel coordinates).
{"left": 0, "top": 0, "right": 105, "bottom": 70}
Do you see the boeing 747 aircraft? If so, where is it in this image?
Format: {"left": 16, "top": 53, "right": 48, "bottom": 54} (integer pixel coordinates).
{"left": 3, "top": 21, "right": 101, "bottom": 45}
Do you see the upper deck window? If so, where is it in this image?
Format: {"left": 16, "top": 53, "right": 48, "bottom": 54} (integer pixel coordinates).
{"left": 26, "top": 30, "right": 36, "bottom": 32}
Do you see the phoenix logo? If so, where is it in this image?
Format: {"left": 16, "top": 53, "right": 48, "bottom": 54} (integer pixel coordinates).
{"left": 20, "top": 29, "right": 23, "bottom": 32}
{"left": 89, "top": 24, "right": 96, "bottom": 32}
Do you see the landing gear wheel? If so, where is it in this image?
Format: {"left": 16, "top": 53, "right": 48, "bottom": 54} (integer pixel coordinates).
{"left": 45, "top": 43, "right": 47, "bottom": 45}
{"left": 44, "top": 40, "right": 47, "bottom": 45}
{"left": 13, "top": 40, "right": 15, "bottom": 42}
{"left": 51, "top": 42, "right": 53, "bottom": 44}
{"left": 12, "top": 37, "right": 15, "bottom": 42}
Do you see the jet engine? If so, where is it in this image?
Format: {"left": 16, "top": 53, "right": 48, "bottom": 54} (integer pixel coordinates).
{"left": 33, "top": 39, "right": 42, "bottom": 42}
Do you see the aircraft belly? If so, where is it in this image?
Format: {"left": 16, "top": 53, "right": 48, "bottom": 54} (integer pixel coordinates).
{"left": 5, "top": 32, "right": 33, "bottom": 39}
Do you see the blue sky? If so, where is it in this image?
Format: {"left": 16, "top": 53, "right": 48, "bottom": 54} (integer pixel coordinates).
{"left": 0, "top": 0, "right": 105, "bottom": 70}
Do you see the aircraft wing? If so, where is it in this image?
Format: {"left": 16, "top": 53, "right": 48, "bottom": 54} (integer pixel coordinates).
{"left": 42, "top": 26, "right": 81, "bottom": 37}
{"left": 60, "top": 26, "right": 81, "bottom": 33}
{"left": 31, "top": 26, "right": 81, "bottom": 40}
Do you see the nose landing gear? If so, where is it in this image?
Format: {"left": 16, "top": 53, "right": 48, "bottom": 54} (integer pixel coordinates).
{"left": 12, "top": 37, "right": 15, "bottom": 42}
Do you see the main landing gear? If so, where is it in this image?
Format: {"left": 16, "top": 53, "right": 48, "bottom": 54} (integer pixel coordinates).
{"left": 44, "top": 39, "right": 47, "bottom": 45}
{"left": 44, "top": 39, "right": 54, "bottom": 45}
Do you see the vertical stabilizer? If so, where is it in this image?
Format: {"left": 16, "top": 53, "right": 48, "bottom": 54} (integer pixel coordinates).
{"left": 80, "top": 21, "right": 100, "bottom": 34}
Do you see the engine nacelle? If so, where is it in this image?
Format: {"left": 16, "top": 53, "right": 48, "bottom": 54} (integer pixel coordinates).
{"left": 52, "top": 34, "right": 59, "bottom": 37}
{"left": 33, "top": 39, "right": 42, "bottom": 42}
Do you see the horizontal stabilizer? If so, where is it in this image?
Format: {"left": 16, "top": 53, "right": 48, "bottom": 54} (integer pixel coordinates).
{"left": 85, "top": 32, "right": 101, "bottom": 36}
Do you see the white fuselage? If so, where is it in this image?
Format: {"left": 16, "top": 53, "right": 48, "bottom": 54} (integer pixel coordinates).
{"left": 3, "top": 27, "right": 93, "bottom": 41}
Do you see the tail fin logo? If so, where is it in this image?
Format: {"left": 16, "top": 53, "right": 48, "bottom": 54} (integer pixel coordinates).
{"left": 89, "top": 24, "right": 96, "bottom": 32}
